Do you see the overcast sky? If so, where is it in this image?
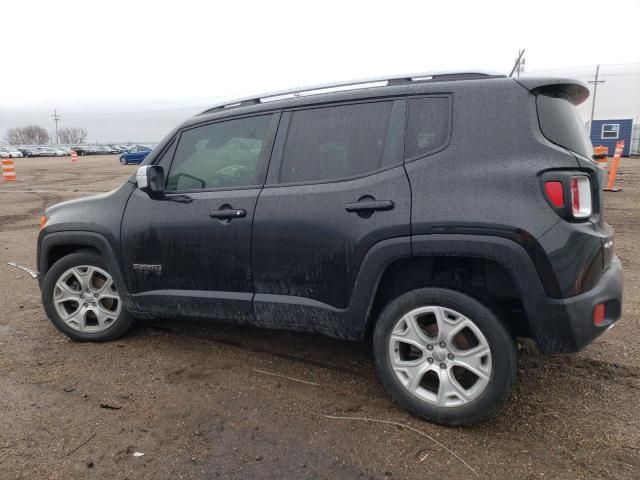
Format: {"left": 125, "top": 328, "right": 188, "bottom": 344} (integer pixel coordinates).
{"left": 1, "top": 0, "right": 639, "bottom": 144}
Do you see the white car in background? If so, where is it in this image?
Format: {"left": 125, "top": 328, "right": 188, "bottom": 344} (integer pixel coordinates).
{"left": 0, "top": 147, "right": 23, "bottom": 158}
{"left": 55, "top": 146, "right": 73, "bottom": 155}
{"left": 34, "top": 147, "right": 65, "bottom": 157}
{"left": 53, "top": 147, "right": 69, "bottom": 156}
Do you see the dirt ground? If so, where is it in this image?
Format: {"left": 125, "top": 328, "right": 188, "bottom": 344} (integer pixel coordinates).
{"left": 0, "top": 155, "right": 639, "bottom": 479}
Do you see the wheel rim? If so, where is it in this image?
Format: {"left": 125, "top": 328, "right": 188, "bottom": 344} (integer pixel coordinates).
{"left": 53, "top": 265, "right": 122, "bottom": 333}
{"left": 388, "top": 306, "right": 492, "bottom": 408}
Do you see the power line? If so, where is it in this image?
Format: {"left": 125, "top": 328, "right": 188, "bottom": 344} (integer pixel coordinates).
{"left": 56, "top": 96, "right": 227, "bottom": 117}
{"left": 525, "top": 62, "right": 640, "bottom": 74}
{"left": 61, "top": 104, "right": 211, "bottom": 117}
{"left": 61, "top": 95, "right": 226, "bottom": 112}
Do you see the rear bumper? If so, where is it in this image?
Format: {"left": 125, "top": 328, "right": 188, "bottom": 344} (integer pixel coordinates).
{"left": 540, "top": 255, "right": 623, "bottom": 352}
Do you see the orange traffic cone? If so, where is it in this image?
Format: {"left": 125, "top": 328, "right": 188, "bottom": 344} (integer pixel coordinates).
{"left": 2, "top": 158, "right": 16, "bottom": 182}
{"left": 603, "top": 140, "right": 624, "bottom": 192}
{"left": 593, "top": 145, "right": 608, "bottom": 170}
{"left": 71, "top": 150, "right": 78, "bottom": 162}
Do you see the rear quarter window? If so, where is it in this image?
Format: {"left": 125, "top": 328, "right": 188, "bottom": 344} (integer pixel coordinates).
{"left": 536, "top": 94, "right": 593, "bottom": 159}
{"left": 405, "top": 96, "right": 451, "bottom": 159}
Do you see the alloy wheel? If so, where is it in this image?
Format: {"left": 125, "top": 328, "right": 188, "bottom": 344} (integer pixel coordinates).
{"left": 388, "top": 306, "right": 492, "bottom": 407}
{"left": 53, "top": 265, "right": 121, "bottom": 333}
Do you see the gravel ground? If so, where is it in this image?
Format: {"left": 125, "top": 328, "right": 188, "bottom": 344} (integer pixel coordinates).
{"left": 0, "top": 155, "right": 639, "bottom": 479}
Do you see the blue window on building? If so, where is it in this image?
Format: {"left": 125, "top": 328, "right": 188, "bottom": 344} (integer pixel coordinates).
{"left": 602, "top": 124, "right": 620, "bottom": 139}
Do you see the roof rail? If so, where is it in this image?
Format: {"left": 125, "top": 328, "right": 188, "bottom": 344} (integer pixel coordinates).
{"left": 200, "top": 70, "right": 503, "bottom": 115}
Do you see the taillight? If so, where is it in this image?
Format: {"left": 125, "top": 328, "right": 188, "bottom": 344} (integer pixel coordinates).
{"left": 570, "top": 176, "right": 592, "bottom": 219}
{"left": 593, "top": 303, "right": 606, "bottom": 327}
{"left": 544, "top": 181, "right": 564, "bottom": 207}
{"left": 543, "top": 173, "right": 592, "bottom": 221}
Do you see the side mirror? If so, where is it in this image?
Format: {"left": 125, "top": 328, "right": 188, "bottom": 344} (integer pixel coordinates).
{"left": 136, "top": 165, "right": 165, "bottom": 196}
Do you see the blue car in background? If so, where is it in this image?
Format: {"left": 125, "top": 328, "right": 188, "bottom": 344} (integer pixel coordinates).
{"left": 119, "top": 145, "right": 151, "bottom": 165}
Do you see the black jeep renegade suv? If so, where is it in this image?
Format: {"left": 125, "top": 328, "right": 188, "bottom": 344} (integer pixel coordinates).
{"left": 37, "top": 72, "right": 623, "bottom": 425}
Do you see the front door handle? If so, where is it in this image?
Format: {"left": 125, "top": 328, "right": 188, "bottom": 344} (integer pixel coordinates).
{"left": 345, "top": 199, "right": 394, "bottom": 213}
{"left": 209, "top": 208, "right": 247, "bottom": 220}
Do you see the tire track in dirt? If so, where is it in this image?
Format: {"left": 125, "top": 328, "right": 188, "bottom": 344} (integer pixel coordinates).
{"left": 0, "top": 191, "right": 62, "bottom": 232}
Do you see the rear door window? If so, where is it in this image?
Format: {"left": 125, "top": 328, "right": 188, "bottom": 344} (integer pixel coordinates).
{"left": 405, "top": 96, "right": 451, "bottom": 159}
{"left": 277, "top": 101, "right": 394, "bottom": 183}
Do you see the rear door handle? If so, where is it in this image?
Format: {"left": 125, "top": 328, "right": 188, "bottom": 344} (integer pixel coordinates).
{"left": 345, "top": 200, "right": 394, "bottom": 212}
{"left": 209, "top": 208, "right": 247, "bottom": 219}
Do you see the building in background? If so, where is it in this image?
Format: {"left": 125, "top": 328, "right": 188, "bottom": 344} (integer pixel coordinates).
{"left": 589, "top": 119, "right": 633, "bottom": 156}
{"left": 632, "top": 123, "right": 640, "bottom": 156}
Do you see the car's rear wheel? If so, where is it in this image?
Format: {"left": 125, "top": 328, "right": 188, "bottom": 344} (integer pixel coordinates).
{"left": 120, "top": 156, "right": 127, "bottom": 165}
{"left": 373, "top": 287, "right": 517, "bottom": 426}
{"left": 41, "top": 252, "right": 134, "bottom": 342}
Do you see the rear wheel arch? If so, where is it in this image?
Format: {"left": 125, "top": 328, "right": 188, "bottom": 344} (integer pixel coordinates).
{"left": 363, "top": 235, "right": 550, "bottom": 343}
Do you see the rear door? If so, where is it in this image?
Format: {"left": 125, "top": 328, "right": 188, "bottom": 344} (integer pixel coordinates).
{"left": 251, "top": 99, "right": 411, "bottom": 337}
{"left": 120, "top": 113, "right": 279, "bottom": 321}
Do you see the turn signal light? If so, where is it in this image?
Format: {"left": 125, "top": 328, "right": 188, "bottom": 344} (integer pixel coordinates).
{"left": 39, "top": 215, "right": 48, "bottom": 230}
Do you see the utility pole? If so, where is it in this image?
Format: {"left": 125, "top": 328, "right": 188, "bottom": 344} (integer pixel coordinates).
{"left": 51, "top": 109, "right": 61, "bottom": 145}
{"left": 517, "top": 57, "right": 525, "bottom": 78}
{"left": 588, "top": 65, "right": 605, "bottom": 136}
{"left": 509, "top": 49, "right": 526, "bottom": 78}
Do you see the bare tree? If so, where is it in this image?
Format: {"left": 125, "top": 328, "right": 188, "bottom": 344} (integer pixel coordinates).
{"left": 58, "top": 127, "right": 88, "bottom": 144}
{"left": 4, "top": 128, "right": 24, "bottom": 145}
{"left": 4, "top": 125, "right": 50, "bottom": 145}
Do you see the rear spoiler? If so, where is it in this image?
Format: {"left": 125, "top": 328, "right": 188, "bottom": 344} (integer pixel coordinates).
{"left": 515, "top": 77, "right": 590, "bottom": 106}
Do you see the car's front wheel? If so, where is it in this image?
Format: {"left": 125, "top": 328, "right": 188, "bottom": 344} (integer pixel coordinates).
{"left": 373, "top": 287, "right": 517, "bottom": 426}
{"left": 41, "top": 252, "right": 134, "bottom": 342}
{"left": 120, "top": 156, "right": 127, "bottom": 165}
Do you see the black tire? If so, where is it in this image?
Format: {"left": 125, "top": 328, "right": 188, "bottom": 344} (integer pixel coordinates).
{"left": 373, "top": 287, "right": 517, "bottom": 426}
{"left": 41, "top": 252, "right": 135, "bottom": 342}
{"left": 120, "top": 156, "right": 127, "bottom": 165}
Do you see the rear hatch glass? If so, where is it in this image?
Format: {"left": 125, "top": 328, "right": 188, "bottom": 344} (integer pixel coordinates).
{"left": 536, "top": 94, "right": 593, "bottom": 159}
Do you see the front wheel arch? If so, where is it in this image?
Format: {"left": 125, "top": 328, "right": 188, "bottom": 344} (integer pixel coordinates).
{"left": 39, "top": 231, "right": 135, "bottom": 314}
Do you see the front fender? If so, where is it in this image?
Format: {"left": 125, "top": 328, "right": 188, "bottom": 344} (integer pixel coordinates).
{"left": 37, "top": 231, "right": 141, "bottom": 316}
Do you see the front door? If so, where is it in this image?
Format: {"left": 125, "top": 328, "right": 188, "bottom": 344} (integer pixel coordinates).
{"left": 121, "top": 113, "right": 279, "bottom": 321}
{"left": 251, "top": 100, "right": 411, "bottom": 338}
